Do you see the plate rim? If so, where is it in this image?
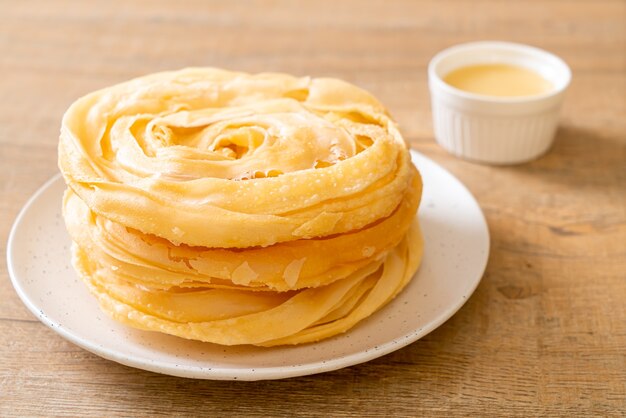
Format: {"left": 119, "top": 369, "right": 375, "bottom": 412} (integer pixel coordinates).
{"left": 6, "top": 150, "right": 490, "bottom": 380}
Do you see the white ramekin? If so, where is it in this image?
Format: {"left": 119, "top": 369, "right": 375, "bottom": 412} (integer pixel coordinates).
{"left": 428, "top": 41, "right": 571, "bottom": 164}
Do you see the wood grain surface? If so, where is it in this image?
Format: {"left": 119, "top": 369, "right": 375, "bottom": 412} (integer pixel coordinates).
{"left": 1, "top": 0, "right": 625, "bottom": 416}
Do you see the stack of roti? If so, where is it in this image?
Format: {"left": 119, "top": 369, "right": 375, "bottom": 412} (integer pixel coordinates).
{"left": 58, "top": 68, "right": 423, "bottom": 346}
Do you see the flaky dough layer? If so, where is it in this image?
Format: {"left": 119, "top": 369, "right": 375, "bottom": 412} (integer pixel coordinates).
{"left": 59, "top": 68, "right": 414, "bottom": 248}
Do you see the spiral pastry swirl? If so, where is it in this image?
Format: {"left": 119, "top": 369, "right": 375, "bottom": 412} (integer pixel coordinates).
{"left": 59, "top": 68, "right": 423, "bottom": 346}
{"left": 60, "top": 68, "right": 414, "bottom": 248}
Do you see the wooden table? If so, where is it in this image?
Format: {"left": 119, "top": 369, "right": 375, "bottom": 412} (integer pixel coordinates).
{"left": 1, "top": 1, "right": 624, "bottom": 416}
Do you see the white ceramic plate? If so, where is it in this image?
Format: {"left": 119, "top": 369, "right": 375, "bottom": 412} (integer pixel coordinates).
{"left": 7, "top": 150, "right": 489, "bottom": 381}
